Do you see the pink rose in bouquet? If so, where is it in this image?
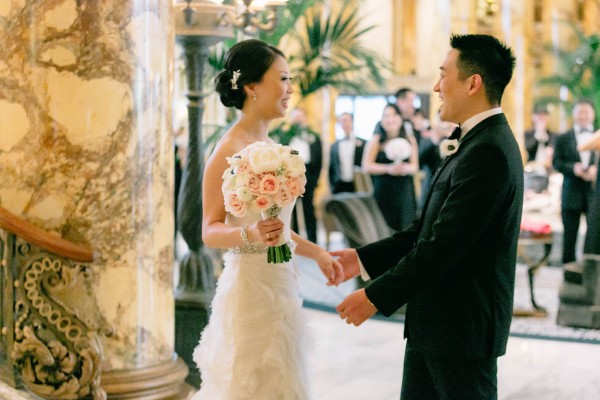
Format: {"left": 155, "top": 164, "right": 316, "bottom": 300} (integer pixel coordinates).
{"left": 222, "top": 141, "right": 307, "bottom": 263}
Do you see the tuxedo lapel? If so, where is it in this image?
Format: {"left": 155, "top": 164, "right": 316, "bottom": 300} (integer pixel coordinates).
{"left": 418, "top": 113, "right": 508, "bottom": 226}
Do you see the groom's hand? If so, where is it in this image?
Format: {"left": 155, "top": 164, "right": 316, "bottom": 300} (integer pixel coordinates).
{"left": 329, "top": 248, "right": 360, "bottom": 282}
{"left": 336, "top": 289, "right": 377, "bottom": 327}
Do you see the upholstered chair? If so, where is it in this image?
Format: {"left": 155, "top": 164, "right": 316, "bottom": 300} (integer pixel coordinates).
{"left": 322, "top": 192, "right": 393, "bottom": 249}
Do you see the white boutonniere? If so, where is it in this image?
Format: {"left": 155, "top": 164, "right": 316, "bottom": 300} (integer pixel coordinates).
{"left": 440, "top": 139, "right": 460, "bottom": 156}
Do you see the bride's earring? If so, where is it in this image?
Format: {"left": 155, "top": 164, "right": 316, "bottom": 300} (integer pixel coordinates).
{"left": 253, "top": 93, "right": 257, "bottom": 101}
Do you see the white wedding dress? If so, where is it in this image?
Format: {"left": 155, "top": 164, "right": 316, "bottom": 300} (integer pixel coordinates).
{"left": 192, "top": 202, "right": 314, "bottom": 400}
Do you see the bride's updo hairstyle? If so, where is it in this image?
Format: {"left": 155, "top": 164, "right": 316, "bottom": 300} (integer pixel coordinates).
{"left": 215, "top": 39, "right": 285, "bottom": 110}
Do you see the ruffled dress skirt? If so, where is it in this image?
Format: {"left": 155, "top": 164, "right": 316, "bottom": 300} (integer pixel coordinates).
{"left": 192, "top": 251, "right": 314, "bottom": 400}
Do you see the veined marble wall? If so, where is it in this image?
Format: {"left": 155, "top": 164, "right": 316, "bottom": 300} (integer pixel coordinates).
{"left": 0, "top": 0, "right": 174, "bottom": 371}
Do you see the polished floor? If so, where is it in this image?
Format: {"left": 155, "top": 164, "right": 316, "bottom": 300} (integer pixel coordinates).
{"left": 2, "top": 307, "right": 599, "bottom": 400}
{"left": 307, "top": 306, "right": 600, "bottom": 400}
{"left": 300, "top": 243, "right": 600, "bottom": 400}
{"left": 306, "top": 183, "right": 600, "bottom": 400}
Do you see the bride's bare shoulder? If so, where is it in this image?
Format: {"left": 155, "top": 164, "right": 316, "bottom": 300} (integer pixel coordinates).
{"left": 205, "top": 129, "right": 251, "bottom": 168}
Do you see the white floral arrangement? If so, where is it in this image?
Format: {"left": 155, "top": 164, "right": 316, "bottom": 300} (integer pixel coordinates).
{"left": 440, "top": 139, "right": 460, "bottom": 157}
{"left": 384, "top": 137, "right": 412, "bottom": 162}
{"left": 222, "top": 141, "right": 307, "bottom": 263}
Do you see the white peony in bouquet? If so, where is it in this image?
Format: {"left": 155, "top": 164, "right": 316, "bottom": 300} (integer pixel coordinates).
{"left": 384, "top": 137, "right": 412, "bottom": 162}
{"left": 222, "top": 141, "right": 307, "bottom": 263}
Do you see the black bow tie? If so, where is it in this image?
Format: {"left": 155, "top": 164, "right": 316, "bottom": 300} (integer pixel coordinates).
{"left": 449, "top": 126, "right": 462, "bottom": 140}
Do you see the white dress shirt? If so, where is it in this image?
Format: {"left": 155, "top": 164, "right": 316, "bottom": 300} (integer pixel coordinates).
{"left": 338, "top": 136, "right": 356, "bottom": 182}
{"left": 289, "top": 135, "right": 311, "bottom": 164}
{"left": 575, "top": 124, "right": 594, "bottom": 169}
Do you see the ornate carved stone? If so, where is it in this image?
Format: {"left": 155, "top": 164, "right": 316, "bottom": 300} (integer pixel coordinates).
{"left": 11, "top": 239, "right": 112, "bottom": 400}
{"left": 0, "top": 230, "right": 17, "bottom": 387}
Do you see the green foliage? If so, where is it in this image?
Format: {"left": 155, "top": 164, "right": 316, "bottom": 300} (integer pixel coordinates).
{"left": 199, "top": 0, "right": 391, "bottom": 151}
{"left": 288, "top": 1, "right": 389, "bottom": 99}
{"left": 257, "top": 0, "right": 319, "bottom": 45}
{"left": 269, "top": 121, "right": 320, "bottom": 146}
{"left": 537, "top": 21, "right": 600, "bottom": 123}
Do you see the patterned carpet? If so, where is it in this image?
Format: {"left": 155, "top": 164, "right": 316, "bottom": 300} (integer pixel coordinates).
{"left": 297, "top": 255, "right": 600, "bottom": 345}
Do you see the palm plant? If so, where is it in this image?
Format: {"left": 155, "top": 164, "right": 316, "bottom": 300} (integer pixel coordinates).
{"left": 286, "top": 1, "right": 389, "bottom": 100}
{"left": 536, "top": 21, "right": 600, "bottom": 124}
{"left": 200, "top": 0, "right": 390, "bottom": 153}
{"left": 205, "top": 0, "right": 320, "bottom": 87}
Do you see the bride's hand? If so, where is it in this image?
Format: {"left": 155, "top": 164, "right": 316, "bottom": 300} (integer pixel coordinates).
{"left": 250, "top": 219, "right": 284, "bottom": 245}
{"left": 315, "top": 250, "right": 345, "bottom": 287}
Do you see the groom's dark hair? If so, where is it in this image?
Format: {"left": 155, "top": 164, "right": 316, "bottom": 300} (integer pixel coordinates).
{"left": 450, "top": 34, "right": 515, "bottom": 106}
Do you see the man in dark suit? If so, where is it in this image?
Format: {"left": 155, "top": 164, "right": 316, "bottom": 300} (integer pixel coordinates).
{"left": 524, "top": 104, "right": 555, "bottom": 166}
{"left": 523, "top": 104, "right": 555, "bottom": 193}
{"left": 395, "top": 87, "right": 419, "bottom": 139}
{"left": 417, "top": 115, "right": 456, "bottom": 210}
{"left": 287, "top": 108, "right": 322, "bottom": 243}
{"left": 553, "top": 99, "right": 597, "bottom": 264}
{"left": 331, "top": 34, "right": 521, "bottom": 399}
{"left": 329, "top": 112, "right": 366, "bottom": 194}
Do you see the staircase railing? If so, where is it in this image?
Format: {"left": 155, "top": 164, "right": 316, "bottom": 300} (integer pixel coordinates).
{"left": 0, "top": 206, "right": 111, "bottom": 400}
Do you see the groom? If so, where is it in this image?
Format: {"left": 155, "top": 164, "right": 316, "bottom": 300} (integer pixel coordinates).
{"left": 333, "top": 34, "right": 523, "bottom": 399}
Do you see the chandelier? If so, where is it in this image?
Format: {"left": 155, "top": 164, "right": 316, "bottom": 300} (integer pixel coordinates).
{"left": 174, "top": 0, "right": 288, "bottom": 38}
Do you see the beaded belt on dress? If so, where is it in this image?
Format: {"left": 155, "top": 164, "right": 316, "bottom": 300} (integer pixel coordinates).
{"left": 227, "top": 240, "right": 295, "bottom": 255}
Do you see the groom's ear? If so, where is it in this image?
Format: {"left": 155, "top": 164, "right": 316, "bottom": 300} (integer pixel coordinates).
{"left": 467, "top": 74, "right": 483, "bottom": 96}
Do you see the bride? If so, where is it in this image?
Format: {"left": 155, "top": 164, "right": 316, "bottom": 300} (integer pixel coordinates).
{"left": 192, "top": 39, "right": 344, "bottom": 399}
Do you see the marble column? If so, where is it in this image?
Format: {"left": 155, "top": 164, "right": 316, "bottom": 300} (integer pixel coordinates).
{"left": 499, "top": 0, "right": 531, "bottom": 147}
{"left": 0, "top": 1, "right": 187, "bottom": 398}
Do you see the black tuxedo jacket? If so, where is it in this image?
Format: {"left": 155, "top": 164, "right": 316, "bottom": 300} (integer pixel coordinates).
{"left": 328, "top": 137, "right": 366, "bottom": 188}
{"left": 358, "top": 113, "right": 524, "bottom": 359}
{"left": 305, "top": 136, "right": 322, "bottom": 191}
{"left": 553, "top": 130, "right": 594, "bottom": 211}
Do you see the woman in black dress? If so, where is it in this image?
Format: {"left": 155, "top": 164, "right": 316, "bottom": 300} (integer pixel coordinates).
{"left": 363, "top": 103, "right": 419, "bottom": 231}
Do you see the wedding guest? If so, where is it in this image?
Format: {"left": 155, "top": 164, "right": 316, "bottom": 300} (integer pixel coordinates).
{"left": 553, "top": 99, "right": 597, "bottom": 264}
{"left": 418, "top": 115, "right": 456, "bottom": 208}
{"left": 523, "top": 104, "right": 555, "bottom": 193}
{"left": 395, "top": 87, "right": 419, "bottom": 140}
{"left": 287, "top": 108, "right": 323, "bottom": 243}
{"left": 329, "top": 112, "right": 366, "bottom": 194}
{"left": 333, "top": 34, "right": 521, "bottom": 400}
{"left": 363, "top": 103, "right": 418, "bottom": 231}
{"left": 524, "top": 104, "right": 555, "bottom": 169}
{"left": 373, "top": 88, "right": 420, "bottom": 143}
{"left": 411, "top": 108, "right": 430, "bottom": 134}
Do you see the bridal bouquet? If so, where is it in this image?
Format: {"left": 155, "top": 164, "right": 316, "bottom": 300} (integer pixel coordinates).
{"left": 222, "top": 141, "right": 307, "bottom": 263}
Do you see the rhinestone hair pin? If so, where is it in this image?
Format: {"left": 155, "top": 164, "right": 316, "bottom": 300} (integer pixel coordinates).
{"left": 231, "top": 70, "right": 241, "bottom": 90}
